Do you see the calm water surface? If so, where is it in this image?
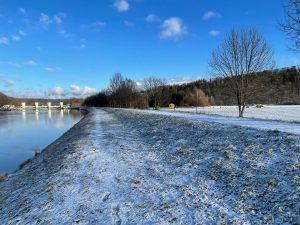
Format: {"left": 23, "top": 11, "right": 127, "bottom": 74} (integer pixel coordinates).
{"left": 0, "top": 110, "right": 83, "bottom": 173}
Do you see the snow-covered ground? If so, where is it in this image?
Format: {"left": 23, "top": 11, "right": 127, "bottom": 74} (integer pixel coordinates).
{"left": 161, "top": 105, "right": 300, "bottom": 123}
{"left": 135, "top": 109, "right": 300, "bottom": 135}
{"left": 0, "top": 108, "right": 299, "bottom": 224}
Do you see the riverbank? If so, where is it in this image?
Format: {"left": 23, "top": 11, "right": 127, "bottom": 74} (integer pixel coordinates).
{"left": 0, "top": 108, "right": 299, "bottom": 224}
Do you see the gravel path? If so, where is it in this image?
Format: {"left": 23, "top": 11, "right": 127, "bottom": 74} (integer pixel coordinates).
{"left": 0, "top": 108, "right": 299, "bottom": 224}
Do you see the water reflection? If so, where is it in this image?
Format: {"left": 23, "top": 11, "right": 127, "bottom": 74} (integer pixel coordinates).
{"left": 22, "top": 110, "right": 26, "bottom": 121}
{"left": 48, "top": 110, "right": 52, "bottom": 119}
{"left": 35, "top": 110, "right": 39, "bottom": 120}
{"left": 0, "top": 110, "right": 82, "bottom": 173}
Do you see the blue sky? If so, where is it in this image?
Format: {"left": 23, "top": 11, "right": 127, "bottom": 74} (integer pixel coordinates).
{"left": 0, "top": 0, "right": 298, "bottom": 98}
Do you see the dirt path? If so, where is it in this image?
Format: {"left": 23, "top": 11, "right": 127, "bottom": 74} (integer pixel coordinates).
{"left": 0, "top": 108, "right": 299, "bottom": 224}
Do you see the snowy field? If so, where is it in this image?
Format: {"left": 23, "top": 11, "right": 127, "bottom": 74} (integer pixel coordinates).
{"left": 161, "top": 105, "right": 300, "bottom": 123}
{"left": 0, "top": 108, "right": 299, "bottom": 224}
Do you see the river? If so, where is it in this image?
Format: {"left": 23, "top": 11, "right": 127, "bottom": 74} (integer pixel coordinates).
{"left": 0, "top": 109, "right": 83, "bottom": 173}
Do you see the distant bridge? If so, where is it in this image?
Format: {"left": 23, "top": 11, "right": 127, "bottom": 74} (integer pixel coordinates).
{"left": 17, "top": 102, "right": 68, "bottom": 110}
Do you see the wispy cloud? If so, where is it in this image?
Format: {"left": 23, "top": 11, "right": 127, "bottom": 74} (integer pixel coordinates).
{"left": 160, "top": 17, "right": 187, "bottom": 40}
{"left": 124, "top": 20, "right": 134, "bottom": 27}
{"left": 24, "top": 60, "right": 38, "bottom": 66}
{"left": 58, "top": 29, "right": 71, "bottom": 38}
{"left": 43, "top": 67, "right": 62, "bottom": 72}
{"left": 39, "top": 12, "right": 67, "bottom": 29}
{"left": 53, "top": 13, "right": 67, "bottom": 24}
{"left": 209, "top": 30, "right": 221, "bottom": 37}
{"left": 0, "top": 61, "right": 21, "bottom": 67}
{"left": 19, "top": 30, "right": 27, "bottom": 36}
{"left": 45, "top": 85, "right": 97, "bottom": 98}
{"left": 45, "top": 86, "right": 65, "bottom": 98}
{"left": 166, "top": 77, "right": 197, "bottom": 85}
{"left": 114, "top": 0, "right": 130, "bottom": 12}
{"left": 80, "top": 44, "right": 86, "bottom": 49}
{"left": 70, "top": 85, "right": 97, "bottom": 97}
{"left": 0, "top": 37, "right": 9, "bottom": 45}
{"left": 5, "top": 79, "right": 15, "bottom": 87}
{"left": 145, "top": 14, "right": 160, "bottom": 23}
{"left": 78, "top": 39, "right": 87, "bottom": 49}
{"left": 0, "top": 75, "right": 16, "bottom": 88}
{"left": 39, "top": 13, "right": 52, "bottom": 29}
{"left": 81, "top": 22, "right": 106, "bottom": 32}
{"left": 202, "top": 11, "right": 222, "bottom": 20}
{"left": 11, "top": 35, "right": 21, "bottom": 41}
{"left": 18, "top": 8, "right": 27, "bottom": 16}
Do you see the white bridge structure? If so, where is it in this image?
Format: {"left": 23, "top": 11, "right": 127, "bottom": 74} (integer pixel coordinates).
{"left": 20, "top": 102, "right": 68, "bottom": 110}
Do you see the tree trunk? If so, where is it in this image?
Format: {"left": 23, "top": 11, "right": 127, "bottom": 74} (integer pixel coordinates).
{"left": 237, "top": 92, "right": 244, "bottom": 117}
{"left": 239, "top": 106, "right": 245, "bottom": 117}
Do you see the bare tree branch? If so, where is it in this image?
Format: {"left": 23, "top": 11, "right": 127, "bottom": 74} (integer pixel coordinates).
{"left": 143, "top": 77, "right": 165, "bottom": 110}
{"left": 209, "top": 28, "right": 274, "bottom": 117}
{"left": 280, "top": 0, "right": 300, "bottom": 51}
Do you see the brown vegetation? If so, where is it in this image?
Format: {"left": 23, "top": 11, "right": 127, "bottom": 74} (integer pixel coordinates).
{"left": 82, "top": 66, "right": 300, "bottom": 109}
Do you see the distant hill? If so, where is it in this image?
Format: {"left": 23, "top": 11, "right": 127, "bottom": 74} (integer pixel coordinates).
{"left": 0, "top": 92, "right": 19, "bottom": 106}
{"left": 0, "top": 92, "right": 84, "bottom": 107}
{"left": 160, "top": 66, "right": 300, "bottom": 106}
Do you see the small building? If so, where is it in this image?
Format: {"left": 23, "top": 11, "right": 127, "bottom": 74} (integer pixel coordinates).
{"left": 169, "top": 103, "right": 176, "bottom": 109}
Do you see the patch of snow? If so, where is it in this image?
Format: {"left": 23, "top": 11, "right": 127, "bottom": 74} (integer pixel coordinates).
{"left": 0, "top": 108, "right": 299, "bottom": 224}
{"left": 141, "top": 107, "right": 300, "bottom": 135}
{"left": 161, "top": 105, "right": 300, "bottom": 123}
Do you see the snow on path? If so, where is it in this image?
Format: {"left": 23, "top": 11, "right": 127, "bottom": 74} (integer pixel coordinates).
{"left": 131, "top": 109, "right": 300, "bottom": 135}
{"left": 0, "top": 108, "right": 300, "bottom": 224}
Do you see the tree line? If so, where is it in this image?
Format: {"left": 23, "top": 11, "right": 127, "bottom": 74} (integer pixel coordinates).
{"left": 83, "top": 66, "right": 300, "bottom": 110}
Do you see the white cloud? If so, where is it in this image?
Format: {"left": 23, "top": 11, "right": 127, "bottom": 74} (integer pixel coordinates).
{"left": 114, "top": 0, "right": 129, "bottom": 12}
{"left": 79, "top": 39, "right": 87, "bottom": 49}
{"left": 124, "top": 20, "right": 134, "bottom": 27}
{"left": 39, "top": 12, "right": 66, "bottom": 29}
{"left": 166, "top": 77, "right": 197, "bottom": 85}
{"left": 52, "top": 86, "right": 64, "bottom": 95}
{"left": 24, "top": 60, "right": 38, "bottom": 66}
{"left": 5, "top": 80, "right": 15, "bottom": 87}
{"left": 11, "top": 35, "right": 21, "bottom": 41}
{"left": 209, "top": 30, "right": 221, "bottom": 37}
{"left": 0, "top": 37, "right": 9, "bottom": 45}
{"left": 53, "top": 13, "right": 67, "bottom": 24}
{"left": 39, "top": 13, "right": 52, "bottom": 29}
{"left": 45, "top": 86, "right": 65, "bottom": 98}
{"left": 44, "top": 85, "right": 97, "bottom": 98}
{"left": 0, "top": 61, "right": 20, "bottom": 67}
{"left": 202, "top": 11, "right": 222, "bottom": 20}
{"left": 70, "top": 85, "right": 97, "bottom": 97}
{"left": 81, "top": 22, "right": 106, "bottom": 32}
{"left": 0, "top": 76, "right": 15, "bottom": 88}
{"left": 18, "top": 8, "right": 27, "bottom": 16}
{"left": 58, "top": 29, "right": 71, "bottom": 38}
{"left": 53, "top": 15, "right": 62, "bottom": 24}
{"left": 43, "top": 67, "right": 62, "bottom": 72}
{"left": 80, "top": 43, "right": 86, "bottom": 49}
{"left": 19, "top": 30, "right": 27, "bottom": 36}
{"left": 159, "top": 17, "right": 187, "bottom": 40}
{"left": 145, "top": 14, "right": 160, "bottom": 23}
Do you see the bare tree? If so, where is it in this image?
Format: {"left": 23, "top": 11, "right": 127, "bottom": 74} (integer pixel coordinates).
{"left": 209, "top": 28, "right": 274, "bottom": 117}
{"left": 280, "top": 0, "right": 300, "bottom": 51}
{"left": 108, "top": 73, "right": 138, "bottom": 108}
{"left": 143, "top": 77, "right": 165, "bottom": 110}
